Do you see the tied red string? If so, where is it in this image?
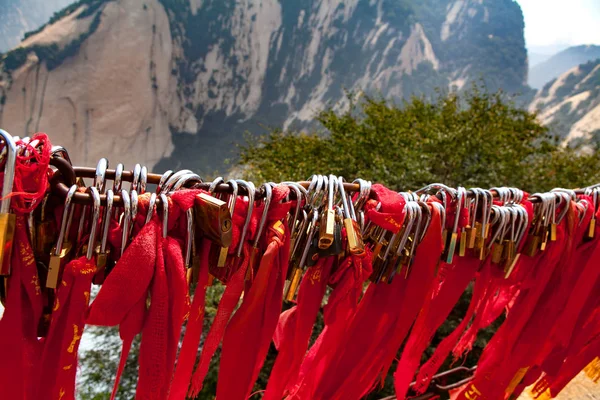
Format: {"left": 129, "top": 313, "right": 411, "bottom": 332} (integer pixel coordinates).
{"left": 0, "top": 217, "right": 44, "bottom": 399}
{"left": 1, "top": 133, "right": 52, "bottom": 213}
{"left": 36, "top": 256, "right": 96, "bottom": 400}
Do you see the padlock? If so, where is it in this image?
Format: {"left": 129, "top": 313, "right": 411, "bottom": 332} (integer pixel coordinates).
{"left": 338, "top": 178, "right": 364, "bottom": 255}
{"left": 465, "top": 225, "right": 477, "bottom": 249}
{"left": 245, "top": 184, "right": 272, "bottom": 282}
{"left": 195, "top": 192, "right": 233, "bottom": 248}
{"left": 587, "top": 218, "right": 596, "bottom": 240}
{"left": 491, "top": 241, "right": 505, "bottom": 264}
{"left": 216, "top": 180, "right": 238, "bottom": 267}
{"left": 34, "top": 195, "right": 56, "bottom": 259}
{"left": 523, "top": 233, "right": 541, "bottom": 257}
{"left": 0, "top": 130, "right": 17, "bottom": 276}
{"left": 47, "top": 185, "right": 77, "bottom": 289}
{"left": 459, "top": 229, "right": 467, "bottom": 257}
{"left": 94, "top": 189, "right": 114, "bottom": 284}
{"left": 318, "top": 175, "right": 336, "bottom": 249}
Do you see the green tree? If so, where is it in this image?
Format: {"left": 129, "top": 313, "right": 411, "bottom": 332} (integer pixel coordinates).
{"left": 239, "top": 87, "right": 600, "bottom": 192}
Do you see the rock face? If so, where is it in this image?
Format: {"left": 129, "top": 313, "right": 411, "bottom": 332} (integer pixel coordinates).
{"left": 0, "top": 0, "right": 176, "bottom": 169}
{"left": 0, "top": 0, "right": 528, "bottom": 172}
{"left": 530, "top": 59, "right": 600, "bottom": 144}
{"left": 0, "top": 0, "right": 74, "bottom": 52}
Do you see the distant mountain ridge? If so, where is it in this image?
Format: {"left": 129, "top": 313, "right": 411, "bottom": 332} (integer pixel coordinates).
{"left": 529, "top": 45, "right": 600, "bottom": 89}
{"left": 0, "top": 0, "right": 74, "bottom": 52}
{"left": 530, "top": 58, "right": 600, "bottom": 143}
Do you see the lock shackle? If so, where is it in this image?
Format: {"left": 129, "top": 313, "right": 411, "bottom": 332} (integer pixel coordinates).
{"left": 100, "top": 190, "right": 114, "bottom": 253}
{"left": 208, "top": 177, "right": 225, "bottom": 193}
{"left": 156, "top": 170, "right": 173, "bottom": 194}
{"left": 337, "top": 176, "right": 353, "bottom": 220}
{"left": 113, "top": 163, "right": 124, "bottom": 192}
{"left": 225, "top": 179, "right": 239, "bottom": 214}
{"left": 120, "top": 189, "right": 131, "bottom": 257}
{"left": 140, "top": 166, "right": 148, "bottom": 194}
{"left": 172, "top": 173, "right": 203, "bottom": 192}
{"left": 0, "top": 130, "right": 16, "bottom": 214}
{"left": 327, "top": 175, "right": 336, "bottom": 210}
{"left": 94, "top": 158, "right": 108, "bottom": 194}
{"left": 185, "top": 208, "right": 194, "bottom": 268}
{"left": 298, "top": 209, "right": 320, "bottom": 270}
{"left": 161, "top": 170, "right": 193, "bottom": 194}
{"left": 86, "top": 187, "right": 101, "bottom": 260}
{"left": 236, "top": 180, "right": 255, "bottom": 257}
{"left": 131, "top": 164, "right": 141, "bottom": 192}
{"left": 145, "top": 193, "right": 157, "bottom": 225}
{"left": 51, "top": 145, "right": 72, "bottom": 165}
{"left": 253, "top": 183, "right": 272, "bottom": 248}
{"left": 160, "top": 194, "right": 168, "bottom": 238}
{"left": 130, "top": 190, "right": 138, "bottom": 233}
{"left": 54, "top": 185, "right": 78, "bottom": 255}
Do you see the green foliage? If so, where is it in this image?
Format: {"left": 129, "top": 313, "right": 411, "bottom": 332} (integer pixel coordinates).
{"left": 240, "top": 86, "right": 600, "bottom": 193}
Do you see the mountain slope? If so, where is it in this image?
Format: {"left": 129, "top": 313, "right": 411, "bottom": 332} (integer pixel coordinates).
{"left": 530, "top": 59, "right": 600, "bottom": 144}
{"left": 0, "top": 0, "right": 528, "bottom": 172}
{"left": 529, "top": 45, "right": 600, "bottom": 89}
{"left": 0, "top": 0, "right": 75, "bottom": 52}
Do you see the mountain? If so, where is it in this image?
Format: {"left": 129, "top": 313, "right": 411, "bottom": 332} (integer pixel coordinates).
{"left": 530, "top": 59, "right": 600, "bottom": 144}
{"left": 528, "top": 52, "right": 551, "bottom": 68}
{"left": 0, "top": 0, "right": 528, "bottom": 172}
{"left": 0, "top": 0, "right": 75, "bottom": 52}
{"left": 529, "top": 45, "right": 600, "bottom": 89}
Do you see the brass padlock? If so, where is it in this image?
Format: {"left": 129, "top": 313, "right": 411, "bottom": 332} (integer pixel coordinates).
{"left": 47, "top": 185, "right": 77, "bottom": 288}
{"left": 491, "top": 242, "right": 505, "bottom": 264}
{"left": 502, "top": 240, "right": 516, "bottom": 270}
{"left": 459, "top": 229, "right": 467, "bottom": 257}
{"left": 465, "top": 226, "right": 477, "bottom": 249}
{"left": 338, "top": 178, "right": 365, "bottom": 255}
{"left": 285, "top": 267, "right": 303, "bottom": 302}
{"left": 0, "top": 130, "right": 17, "bottom": 276}
{"left": 195, "top": 193, "right": 233, "bottom": 247}
{"left": 94, "top": 190, "right": 115, "bottom": 284}
{"left": 318, "top": 176, "right": 336, "bottom": 249}
{"left": 587, "top": 218, "right": 596, "bottom": 239}
{"left": 34, "top": 194, "right": 56, "bottom": 259}
{"left": 216, "top": 180, "right": 238, "bottom": 267}
{"left": 523, "top": 233, "right": 541, "bottom": 257}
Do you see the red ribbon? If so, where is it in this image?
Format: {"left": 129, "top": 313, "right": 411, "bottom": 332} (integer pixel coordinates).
{"left": 264, "top": 256, "right": 335, "bottom": 400}
{"left": 0, "top": 217, "right": 44, "bottom": 399}
{"left": 36, "top": 256, "right": 96, "bottom": 400}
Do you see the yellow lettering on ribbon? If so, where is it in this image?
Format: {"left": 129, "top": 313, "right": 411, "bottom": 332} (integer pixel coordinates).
{"left": 31, "top": 275, "right": 40, "bottom": 296}
{"left": 67, "top": 324, "right": 82, "bottom": 353}
{"left": 464, "top": 383, "right": 482, "bottom": 400}
{"left": 310, "top": 268, "right": 322, "bottom": 285}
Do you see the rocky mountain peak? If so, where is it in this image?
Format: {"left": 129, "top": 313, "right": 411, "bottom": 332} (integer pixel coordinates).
{"left": 0, "top": 0, "right": 528, "bottom": 173}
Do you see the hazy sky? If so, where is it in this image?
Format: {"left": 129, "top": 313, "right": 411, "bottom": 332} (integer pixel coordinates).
{"left": 517, "top": 0, "right": 600, "bottom": 50}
